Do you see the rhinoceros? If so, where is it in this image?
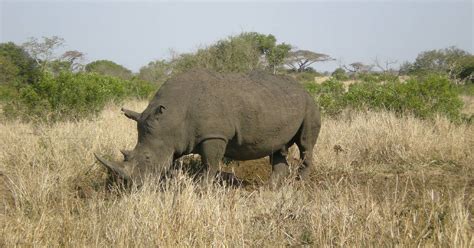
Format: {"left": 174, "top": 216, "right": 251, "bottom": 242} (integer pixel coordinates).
{"left": 95, "top": 69, "right": 321, "bottom": 186}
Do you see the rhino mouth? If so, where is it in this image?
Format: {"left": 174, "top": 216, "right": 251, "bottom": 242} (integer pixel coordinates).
{"left": 94, "top": 153, "right": 131, "bottom": 181}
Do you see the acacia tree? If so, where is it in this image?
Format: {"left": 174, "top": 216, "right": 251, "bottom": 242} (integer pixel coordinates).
{"left": 344, "top": 62, "right": 373, "bottom": 73}
{"left": 61, "top": 50, "right": 85, "bottom": 72}
{"left": 48, "top": 50, "right": 86, "bottom": 75}
{"left": 285, "top": 50, "right": 333, "bottom": 72}
{"left": 374, "top": 57, "right": 398, "bottom": 74}
{"left": 22, "top": 36, "right": 65, "bottom": 72}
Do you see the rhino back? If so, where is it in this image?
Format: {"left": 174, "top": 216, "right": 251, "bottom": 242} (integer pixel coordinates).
{"left": 158, "top": 70, "right": 312, "bottom": 159}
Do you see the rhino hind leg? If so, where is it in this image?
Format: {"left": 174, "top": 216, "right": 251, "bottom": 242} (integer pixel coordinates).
{"left": 295, "top": 114, "right": 320, "bottom": 180}
{"left": 269, "top": 151, "right": 290, "bottom": 188}
{"left": 198, "top": 139, "right": 227, "bottom": 185}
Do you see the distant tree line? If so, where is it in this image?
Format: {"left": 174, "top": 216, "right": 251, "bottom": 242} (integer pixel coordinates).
{"left": 331, "top": 47, "right": 473, "bottom": 84}
{"left": 0, "top": 32, "right": 472, "bottom": 122}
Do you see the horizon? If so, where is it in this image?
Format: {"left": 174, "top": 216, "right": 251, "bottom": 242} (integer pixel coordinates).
{"left": 1, "top": 0, "right": 472, "bottom": 73}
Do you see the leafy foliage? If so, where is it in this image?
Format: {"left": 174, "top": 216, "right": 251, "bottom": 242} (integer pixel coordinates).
{"left": 0, "top": 56, "right": 20, "bottom": 84}
{"left": 454, "top": 55, "right": 474, "bottom": 83}
{"left": 172, "top": 32, "right": 291, "bottom": 74}
{"left": 408, "top": 47, "right": 473, "bottom": 83}
{"left": 293, "top": 71, "right": 322, "bottom": 82}
{"left": 331, "top": 68, "right": 349, "bottom": 81}
{"left": 286, "top": 50, "right": 333, "bottom": 72}
{"left": 137, "top": 60, "right": 172, "bottom": 85}
{"left": 22, "top": 36, "right": 65, "bottom": 73}
{"left": 305, "top": 79, "right": 346, "bottom": 116}
{"left": 4, "top": 72, "right": 155, "bottom": 121}
{"left": 85, "top": 60, "right": 133, "bottom": 80}
{"left": 0, "top": 42, "right": 41, "bottom": 84}
{"left": 304, "top": 74, "right": 463, "bottom": 121}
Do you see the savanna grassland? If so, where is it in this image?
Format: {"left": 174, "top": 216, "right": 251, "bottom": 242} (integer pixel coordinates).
{"left": 1, "top": 97, "right": 472, "bottom": 247}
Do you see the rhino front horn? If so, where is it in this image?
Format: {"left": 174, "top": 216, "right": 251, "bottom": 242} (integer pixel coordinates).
{"left": 94, "top": 153, "right": 131, "bottom": 180}
{"left": 121, "top": 108, "right": 140, "bottom": 122}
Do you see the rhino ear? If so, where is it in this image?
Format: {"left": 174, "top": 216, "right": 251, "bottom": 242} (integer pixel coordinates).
{"left": 121, "top": 108, "right": 140, "bottom": 121}
{"left": 154, "top": 105, "right": 166, "bottom": 116}
{"left": 120, "top": 150, "right": 132, "bottom": 160}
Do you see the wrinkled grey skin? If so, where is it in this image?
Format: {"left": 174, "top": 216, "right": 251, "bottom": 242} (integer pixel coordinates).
{"left": 95, "top": 69, "right": 321, "bottom": 186}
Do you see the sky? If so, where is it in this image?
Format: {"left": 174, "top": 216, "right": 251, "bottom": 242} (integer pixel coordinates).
{"left": 1, "top": 0, "right": 472, "bottom": 73}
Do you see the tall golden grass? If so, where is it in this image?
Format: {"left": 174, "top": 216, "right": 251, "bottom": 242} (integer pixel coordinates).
{"left": 1, "top": 100, "right": 473, "bottom": 247}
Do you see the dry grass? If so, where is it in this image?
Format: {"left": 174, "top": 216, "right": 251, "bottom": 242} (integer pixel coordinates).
{"left": 461, "top": 95, "right": 474, "bottom": 115}
{"left": 1, "top": 100, "right": 473, "bottom": 247}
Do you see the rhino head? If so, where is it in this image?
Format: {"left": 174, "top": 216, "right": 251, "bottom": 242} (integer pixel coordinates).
{"left": 95, "top": 106, "right": 174, "bottom": 186}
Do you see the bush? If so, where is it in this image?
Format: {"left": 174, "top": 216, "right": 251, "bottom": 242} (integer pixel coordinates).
{"left": 171, "top": 32, "right": 290, "bottom": 74}
{"left": 85, "top": 60, "right": 133, "bottom": 80}
{"left": 4, "top": 72, "right": 155, "bottom": 121}
{"left": 331, "top": 68, "right": 349, "bottom": 81}
{"left": 305, "top": 74, "right": 464, "bottom": 121}
{"left": 304, "top": 79, "right": 346, "bottom": 116}
{"left": 294, "top": 71, "right": 322, "bottom": 82}
{"left": 391, "top": 75, "right": 463, "bottom": 120}
{"left": 0, "top": 42, "right": 40, "bottom": 84}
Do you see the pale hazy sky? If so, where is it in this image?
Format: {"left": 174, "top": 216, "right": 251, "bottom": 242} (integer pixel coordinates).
{"left": 1, "top": 0, "right": 472, "bottom": 72}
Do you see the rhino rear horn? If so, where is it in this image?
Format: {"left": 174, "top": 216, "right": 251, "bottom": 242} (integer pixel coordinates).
{"left": 121, "top": 108, "right": 140, "bottom": 121}
{"left": 94, "top": 153, "right": 131, "bottom": 180}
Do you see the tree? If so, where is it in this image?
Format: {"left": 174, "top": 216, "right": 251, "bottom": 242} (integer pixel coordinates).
{"left": 138, "top": 60, "right": 172, "bottom": 84}
{"left": 172, "top": 32, "right": 292, "bottom": 74}
{"left": 61, "top": 50, "right": 85, "bottom": 72}
{"left": 398, "top": 61, "right": 413, "bottom": 76}
{"left": 410, "top": 46, "right": 470, "bottom": 81}
{"left": 374, "top": 57, "right": 398, "bottom": 75}
{"left": 455, "top": 55, "right": 474, "bottom": 83}
{"left": 22, "top": 36, "right": 65, "bottom": 72}
{"left": 344, "top": 62, "right": 373, "bottom": 73}
{"left": 47, "top": 51, "right": 86, "bottom": 75}
{"left": 266, "top": 43, "right": 291, "bottom": 74}
{"left": 285, "top": 50, "right": 333, "bottom": 72}
{"left": 0, "top": 42, "right": 40, "bottom": 84}
{"left": 85, "top": 60, "right": 133, "bottom": 80}
{"left": 0, "top": 56, "right": 19, "bottom": 84}
{"left": 240, "top": 32, "right": 291, "bottom": 73}
{"left": 331, "top": 68, "right": 348, "bottom": 81}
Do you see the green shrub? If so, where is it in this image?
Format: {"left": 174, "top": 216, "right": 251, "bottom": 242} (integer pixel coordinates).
{"left": 456, "top": 84, "right": 474, "bottom": 96}
{"left": 4, "top": 72, "right": 155, "bottom": 121}
{"left": 344, "top": 80, "right": 394, "bottom": 110}
{"left": 331, "top": 68, "right": 349, "bottom": 81}
{"left": 392, "top": 75, "right": 463, "bottom": 120}
{"left": 0, "top": 84, "right": 21, "bottom": 101}
{"left": 295, "top": 71, "right": 321, "bottom": 82}
{"left": 304, "top": 74, "right": 463, "bottom": 121}
{"left": 304, "top": 79, "right": 346, "bottom": 116}
{"left": 345, "top": 75, "right": 463, "bottom": 120}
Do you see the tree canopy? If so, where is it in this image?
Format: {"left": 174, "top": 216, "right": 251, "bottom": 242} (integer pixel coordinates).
{"left": 85, "top": 60, "right": 133, "bottom": 80}
{"left": 172, "top": 32, "right": 292, "bottom": 74}
{"left": 22, "top": 36, "right": 65, "bottom": 73}
{"left": 285, "top": 50, "right": 333, "bottom": 72}
{"left": 0, "top": 42, "right": 40, "bottom": 84}
{"left": 137, "top": 60, "right": 172, "bottom": 84}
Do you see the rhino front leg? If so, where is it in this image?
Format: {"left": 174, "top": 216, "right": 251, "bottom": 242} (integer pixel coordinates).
{"left": 199, "top": 139, "right": 227, "bottom": 185}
